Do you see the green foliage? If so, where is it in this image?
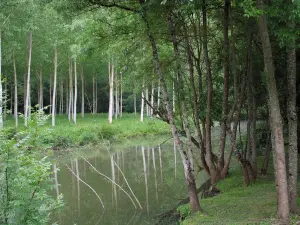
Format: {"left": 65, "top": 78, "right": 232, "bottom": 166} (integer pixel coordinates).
{"left": 177, "top": 203, "right": 192, "bottom": 221}
{"left": 0, "top": 109, "right": 63, "bottom": 224}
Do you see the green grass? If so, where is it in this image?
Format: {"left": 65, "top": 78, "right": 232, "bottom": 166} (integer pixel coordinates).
{"left": 180, "top": 157, "right": 300, "bottom": 225}
{"left": 4, "top": 113, "right": 170, "bottom": 149}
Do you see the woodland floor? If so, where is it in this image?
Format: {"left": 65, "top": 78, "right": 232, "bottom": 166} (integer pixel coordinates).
{"left": 4, "top": 113, "right": 170, "bottom": 149}
{"left": 181, "top": 156, "right": 300, "bottom": 225}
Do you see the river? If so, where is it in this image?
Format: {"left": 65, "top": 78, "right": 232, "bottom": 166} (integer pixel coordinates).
{"left": 50, "top": 136, "right": 208, "bottom": 225}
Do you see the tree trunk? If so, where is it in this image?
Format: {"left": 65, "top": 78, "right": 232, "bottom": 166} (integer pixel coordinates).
{"left": 68, "top": 58, "right": 73, "bottom": 121}
{"left": 52, "top": 48, "right": 57, "bottom": 127}
{"left": 286, "top": 0, "right": 297, "bottom": 213}
{"left": 139, "top": 2, "right": 201, "bottom": 212}
{"left": 13, "top": 55, "right": 18, "bottom": 129}
{"left": 81, "top": 66, "right": 84, "bottom": 119}
{"left": 120, "top": 72, "right": 123, "bottom": 118}
{"left": 0, "top": 30, "right": 2, "bottom": 129}
{"left": 108, "top": 61, "right": 114, "bottom": 124}
{"left": 140, "top": 83, "right": 144, "bottom": 122}
{"left": 73, "top": 58, "right": 77, "bottom": 124}
{"left": 257, "top": 0, "right": 289, "bottom": 222}
{"left": 150, "top": 82, "right": 154, "bottom": 116}
{"left": 115, "top": 68, "right": 118, "bottom": 119}
{"left": 261, "top": 132, "right": 271, "bottom": 176}
{"left": 24, "top": 32, "right": 32, "bottom": 127}
{"left": 38, "top": 65, "right": 43, "bottom": 110}
{"left": 157, "top": 80, "right": 160, "bottom": 109}
{"left": 217, "top": 0, "right": 230, "bottom": 171}
{"left": 202, "top": 0, "right": 217, "bottom": 185}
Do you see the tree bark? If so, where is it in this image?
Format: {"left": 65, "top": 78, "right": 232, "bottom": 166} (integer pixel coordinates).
{"left": 217, "top": 0, "right": 230, "bottom": 172}
{"left": 202, "top": 0, "right": 217, "bottom": 185}
{"left": 286, "top": 0, "right": 297, "bottom": 213}
{"left": 0, "top": 30, "right": 2, "bottom": 129}
{"left": 52, "top": 48, "right": 57, "bottom": 127}
{"left": 257, "top": 0, "right": 289, "bottom": 222}
{"left": 39, "top": 65, "right": 43, "bottom": 110}
{"left": 13, "top": 55, "right": 18, "bottom": 129}
{"left": 73, "top": 58, "right": 77, "bottom": 124}
{"left": 81, "top": 66, "right": 84, "bottom": 119}
{"left": 140, "top": 84, "right": 144, "bottom": 122}
{"left": 24, "top": 32, "right": 32, "bottom": 127}
{"left": 68, "top": 57, "right": 73, "bottom": 121}
{"left": 108, "top": 61, "right": 114, "bottom": 124}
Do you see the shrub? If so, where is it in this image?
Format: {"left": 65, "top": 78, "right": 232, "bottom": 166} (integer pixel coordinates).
{"left": 177, "top": 203, "right": 192, "bottom": 221}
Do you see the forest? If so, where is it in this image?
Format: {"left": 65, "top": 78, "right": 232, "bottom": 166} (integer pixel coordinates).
{"left": 0, "top": 0, "right": 299, "bottom": 224}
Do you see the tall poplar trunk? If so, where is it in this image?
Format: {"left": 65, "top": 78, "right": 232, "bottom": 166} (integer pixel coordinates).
{"left": 0, "top": 31, "right": 2, "bottom": 129}
{"left": 145, "top": 86, "right": 149, "bottom": 116}
{"left": 73, "top": 58, "right": 77, "bottom": 124}
{"left": 108, "top": 61, "right": 114, "bottom": 124}
{"left": 39, "top": 65, "right": 43, "bottom": 110}
{"left": 286, "top": 0, "right": 297, "bottom": 213}
{"left": 150, "top": 82, "right": 154, "bottom": 116}
{"left": 157, "top": 80, "right": 160, "bottom": 109}
{"left": 13, "top": 55, "right": 18, "bottom": 129}
{"left": 81, "top": 66, "right": 84, "bottom": 119}
{"left": 92, "top": 72, "right": 95, "bottom": 114}
{"left": 115, "top": 69, "right": 118, "bottom": 119}
{"left": 140, "top": 86, "right": 144, "bottom": 122}
{"left": 49, "top": 74, "right": 52, "bottom": 114}
{"left": 68, "top": 58, "right": 73, "bottom": 121}
{"left": 59, "top": 79, "right": 63, "bottom": 114}
{"left": 257, "top": 0, "right": 289, "bottom": 222}
{"left": 120, "top": 72, "right": 123, "bottom": 118}
{"left": 24, "top": 32, "right": 32, "bottom": 127}
{"left": 95, "top": 81, "right": 98, "bottom": 113}
{"left": 52, "top": 48, "right": 57, "bottom": 127}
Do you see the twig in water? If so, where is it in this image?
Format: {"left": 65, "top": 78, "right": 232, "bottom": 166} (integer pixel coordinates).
{"left": 76, "top": 154, "right": 138, "bottom": 209}
{"left": 65, "top": 164, "right": 105, "bottom": 209}
{"left": 114, "top": 162, "right": 143, "bottom": 209}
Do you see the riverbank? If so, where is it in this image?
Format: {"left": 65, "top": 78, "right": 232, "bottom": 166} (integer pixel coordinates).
{"left": 5, "top": 113, "right": 170, "bottom": 150}
{"left": 179, "top": 157, "right": 300, "bottom": 225}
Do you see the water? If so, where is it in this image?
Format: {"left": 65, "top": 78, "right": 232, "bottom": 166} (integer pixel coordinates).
{"left": 51, "top": 138, "right": 208, "bottom": 225}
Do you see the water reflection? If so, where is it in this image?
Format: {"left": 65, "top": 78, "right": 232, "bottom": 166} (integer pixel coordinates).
{"left": 51, "top": 140, "right": 199, "bottom": 225}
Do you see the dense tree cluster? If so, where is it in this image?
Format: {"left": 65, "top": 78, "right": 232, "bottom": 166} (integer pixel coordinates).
{"left": 0, "top": 0, "right": 299, "bottom": 223}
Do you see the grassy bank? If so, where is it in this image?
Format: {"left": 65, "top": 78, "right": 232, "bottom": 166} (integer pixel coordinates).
{"left": 179, "top": 157, "right": 300, "bottom": 225}
{"left": 5, "top": 113, "right": 170, "bottom": 149}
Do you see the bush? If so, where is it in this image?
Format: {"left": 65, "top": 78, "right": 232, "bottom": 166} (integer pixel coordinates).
{"left": 177, "top": 204, "right": 192, "bottom": 221}
{"left": 0, "top": 109, "right": 63, "bottom": 224}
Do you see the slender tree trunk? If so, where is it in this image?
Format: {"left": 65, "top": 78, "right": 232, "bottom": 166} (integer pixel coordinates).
{"left": 257, "top": 0, "right": 289, "bottom": 222}
{"left": 73, "top": 58, "right": 77, "bottom": 124}
{"left": 140, "top": 83, "right": 144, "bottom": 122}
{"left": 13, "top": 55, "right": 18, "bottom": 129}
{"left": 108, "top": 61, "right": 114, "bottom": 124}
{"left": 52, "top": 48, "right": 57, "bottom": 127}
{"left": 261, "top": 132, "right": 271, "bottom": 176}
{"left": 24, "top": 32, "right": 32, "bottom": 127}
{"left": 202, "top": 0, "right": 217, "bottom": 185}
{"left": 115, "top": 69, "right": 118, "bottom": 119}
{"left": 39, "top": 65, "right": 43, "bottom": 110}
{"left": 120, "top": 72, "right": 123, "bottom": 118}
{"left": 81, "top": 66, "right": 84, "bottom": 119}
{"left": 66, "top": 81, "right": 68, "bottom": 115}
{"left": 92, "top": 72, "right": 95, "bottom": 114}
{"left": 157, "top": 80, "right": 160, "bottom": 109}
{"left": 145, "top": 86, "right": 149, "bottom": 116}
{"left": 68, "top": 58, "right": 73, "bottom": 121}
{"left": 150, "top": 82, "right": 154, "bottom": 116}
{"left": 217, "top": 0, "right": 230, "bottom": 171}
{"left": 4, "top": 77, "right": 7, "bottom": 120}
{"left": 49, "top": 73, "right": 52, "bottom": 114}
{"left": 134, "top": 92, "right": 137, "bottom": 115}
{"left": 286, "top": 0, "right": 297, "bottom": 213}
{"left": 95, "top": 81, "right": 98, "bottom": 113}
{"left": 0, "top": 31, "right": 2, "bottom": 129}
